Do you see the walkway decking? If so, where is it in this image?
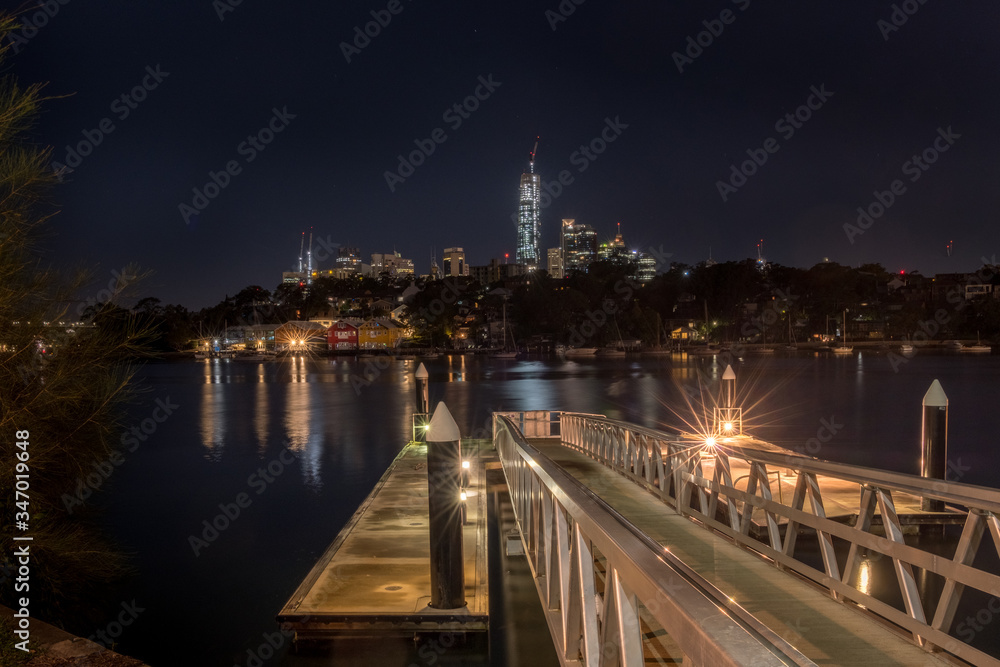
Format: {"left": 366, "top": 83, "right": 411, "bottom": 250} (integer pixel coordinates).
{"left": 531, "top": 438, "right": 952, "bottom": 666}
{"left": 277, "top": 441, "right": 489, "bottom": 639}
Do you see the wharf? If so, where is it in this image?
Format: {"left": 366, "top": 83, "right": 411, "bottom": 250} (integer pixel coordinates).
{"left": 527, "top": 439, "right": 954, "bottom": 666}
{"left": 699, "top": 438, "right": 965, "bottom": 537}
{"left": 277, "top": 440, "right": 489, "bottom": 640}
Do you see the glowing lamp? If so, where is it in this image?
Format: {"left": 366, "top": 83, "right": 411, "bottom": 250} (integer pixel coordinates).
{"left": 723, "top": 422, "right": 734, "bottom": 432}
{"left": 705, "top": 436, "right": 717, "bottom": 447}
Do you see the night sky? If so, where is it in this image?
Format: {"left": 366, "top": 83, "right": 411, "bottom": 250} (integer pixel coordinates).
{"left": 12, "top": 1, "right": 1000, "bottom": 308}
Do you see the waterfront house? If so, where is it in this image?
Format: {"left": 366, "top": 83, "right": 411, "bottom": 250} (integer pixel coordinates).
{"left": 327, "top": 321, "right": 359, "bottom": 351}
{"left": 358, "top": 319, "right": 405, "bottom": 349}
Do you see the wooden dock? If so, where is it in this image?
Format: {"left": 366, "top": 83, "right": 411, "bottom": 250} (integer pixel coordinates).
{"left": 277, "top": 440, "right": 489, "bottom": 640}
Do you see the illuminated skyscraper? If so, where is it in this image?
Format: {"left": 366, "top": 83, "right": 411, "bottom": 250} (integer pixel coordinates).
{"left": 516, "top": 140, "right": 541, "bottom": 271}
{"left": 561, "top": 219, "right": 597, "bottom": 273}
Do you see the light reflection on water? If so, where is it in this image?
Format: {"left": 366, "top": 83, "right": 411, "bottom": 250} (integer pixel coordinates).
{"left": 106, "top": 351, "right": 999, "bottom": 666}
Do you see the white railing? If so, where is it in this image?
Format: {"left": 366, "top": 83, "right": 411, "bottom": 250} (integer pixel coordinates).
{"left": 493, "top": 414, "right": 814, "bottom": 667}
{"left": 559, "top": 412, "right": 1000, "bottom": 666}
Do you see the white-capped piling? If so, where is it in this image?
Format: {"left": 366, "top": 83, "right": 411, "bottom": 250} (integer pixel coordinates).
{"left": 425, "top": 401, "right": 465, "bottom": 609}
{"left": 920, "top": 379, "right": 948, "bottom": 512}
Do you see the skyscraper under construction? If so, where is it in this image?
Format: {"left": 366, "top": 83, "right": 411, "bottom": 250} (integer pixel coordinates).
{"left": 516, "top": 140, "right": 541, "bottom": 271}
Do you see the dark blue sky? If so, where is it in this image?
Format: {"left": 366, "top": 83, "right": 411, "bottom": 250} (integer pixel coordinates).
{"left": 12, "top": 1, "right": 1000, "bottom": 308}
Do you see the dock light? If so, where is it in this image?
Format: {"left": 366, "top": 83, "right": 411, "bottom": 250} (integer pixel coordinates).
{"left": 723, "top": 421, "right": 734, "bottom": 433}
{"left": 423, "top": 424, "right": 431, "bottom": 431}
{"left": 705, "top": 436, "right": 717, "bottom": 448}
{"left": 462, "top": 460, "right": 470, "bottom": 469}
{"left": 460, "top": 491, "right": 467, "bottom": 502}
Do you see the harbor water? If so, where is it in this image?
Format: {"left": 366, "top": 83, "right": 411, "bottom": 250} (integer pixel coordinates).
{"left": 85, "top": 351, "right": 999, "bottom": 665}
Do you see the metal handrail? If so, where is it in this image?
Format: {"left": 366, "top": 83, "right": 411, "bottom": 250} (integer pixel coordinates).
{"left": 494, "top": 414, "right": 813, "bottom": 667}
{"left": 557, "top": 412, "right": 1000, "bottom": 666}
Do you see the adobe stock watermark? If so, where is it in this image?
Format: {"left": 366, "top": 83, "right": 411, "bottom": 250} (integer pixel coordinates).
{"left": 5, "top": 0, "right": 72, "bottom": 54}
{"left": 792, "top": 416, "right": 843, "bottom": 458}
{"left": 87, "top": 600, "right": 145, "bottom": 649}
{"left": 51, "top": 65, "right": 170, "bottom": 179}
{"left": 62, "top": 396, "right": 179, "bottom": 514}
{"left": 178, "top": 106, "right": 296, "bottom": 225}
{"left": 350, "top": 280, "right": 468, "bottom": 393}
{"left": 878, "top": 0, "right": 930, "bottom": 41}
{"left": 885, "top": 257, "right": 995, "bottom": 372}
{"left": 507, "top": 116, "right": 629, "bottom": 226}
{"left": 213, "top": 0, "right": 245, "bottom": 21}
{"left": 955, "top": 596, "right": 1000, "bottom": 644}
{"left": 188, "top": 445, "right": 299, "bottom": 556}
{"left": 340, "top": 0, "right": 414, "bottom": 63}
{"left": 843, "top": 126, "right": 960, "bottom": 244}
{"left": 384, "top": 75, "right": 502, "bottom": 192}
{"left": 545, "top": 0, "right": 586, "bottom": 31}
{"left": 75, "top": 266, "right": 141, "bottom": 317}
{"left": 715, "top": 287, "right": 798, "bottom": 367}
{"left": 672, "top": 0, "right": 752, "bottom": 74}
{"left": 566, "top": 278, "right": 638, "bottom": 347}
{"left": 647, "top": 245, "right": 674, "bottom": 272}
{"left": 716, "top": 84, "right": 834, "bottom": 202}
{"left": 237, "top": 625, "right": 296, "bottom": 667}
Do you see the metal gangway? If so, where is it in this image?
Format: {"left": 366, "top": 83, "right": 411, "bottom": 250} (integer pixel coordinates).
{"left": 493, "top": 411, "right": 1000, "bottom": 666}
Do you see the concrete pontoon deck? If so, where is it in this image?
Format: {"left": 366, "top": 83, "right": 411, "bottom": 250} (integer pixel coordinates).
{"left": 277, "top": 440, "right": 489, "bottom": 639}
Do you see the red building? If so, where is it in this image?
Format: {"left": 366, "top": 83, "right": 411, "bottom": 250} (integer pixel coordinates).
{"left": 328, "top": 321, "right": 359, "bottom": 351}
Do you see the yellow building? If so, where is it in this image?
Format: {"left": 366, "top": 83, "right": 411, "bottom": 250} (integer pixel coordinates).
{"left": 357, "top": 319, "right": 405, "bottom": 349}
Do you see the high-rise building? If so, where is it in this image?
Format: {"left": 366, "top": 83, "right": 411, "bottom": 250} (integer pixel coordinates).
{"left": 470, "top": 259, "right": 526, "bottom": 285}
{"left": 635, "top": 253, "right": 656, "bottom": 283}
{"left": 561, "top": 219, "right": 597, "bottom": 273}
{"left": 598, "top": 222, "right": 628, "bottom": 262}
{"left": 516, "top": 141, "right": 541, "bottom": 271}
{"left": 547, "top": 247, "right": 564, "bottom": 278}
{"left": 442, "top": 247, "right": 468, "bottom": 277}
{"left": 371, "top": 251, "right": 414, "bottom": 277}
{"left": 336, "top": 246, "right": 362, "bottom": 274}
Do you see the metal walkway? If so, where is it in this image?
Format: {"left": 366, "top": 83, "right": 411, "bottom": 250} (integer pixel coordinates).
{"left": 494, "top": 412, "right": 1000, "bottom": 667}
{"left": 536, "top": 439, "right": 946, "bottom": 665}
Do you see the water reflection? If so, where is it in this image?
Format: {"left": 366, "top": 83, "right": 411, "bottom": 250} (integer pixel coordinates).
{"left": 445, "top": 354, "right": 467, "bottom": 382}
{"left": 858, "top": 557, "right": 872, "bottom": 596}
{"left": 284, "top": 359, "right": 323, "bottom": 490}
{"left": 254, "top": 378, "right": 269, "bottom": 455}
{"left": 200, "top": 360, "right": 226, "bottom": 460}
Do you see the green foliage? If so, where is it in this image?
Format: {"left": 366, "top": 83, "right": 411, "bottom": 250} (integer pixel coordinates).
{"left": 0, "top": 12, "right": 153, "bottom": 623}
{"left": 0, "top": 616, "right": 32, "bottom": 663}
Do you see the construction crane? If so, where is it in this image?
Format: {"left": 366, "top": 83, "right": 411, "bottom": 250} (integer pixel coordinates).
{"left": 307, "top": 228, "right": 314, "bottom": 284}
{"left": 529, "top": 137, "right": 539, "bottom": 173}
{"left": 298, "top": 232, "right": 305, "bottom": 273}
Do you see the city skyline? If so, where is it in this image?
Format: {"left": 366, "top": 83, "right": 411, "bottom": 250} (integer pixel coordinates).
{"left": 9, "top": 3, "right": 1000, "bottom": 308}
